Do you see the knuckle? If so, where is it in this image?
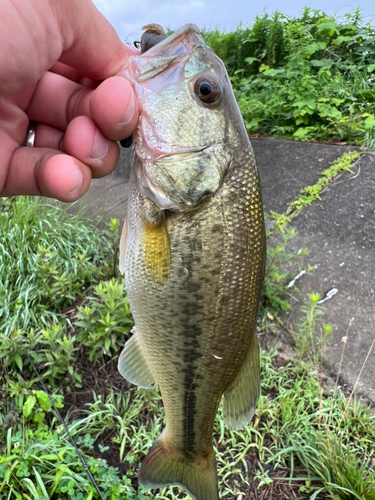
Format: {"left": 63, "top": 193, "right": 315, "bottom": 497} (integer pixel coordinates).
{"left": 66, "top": 87, "right": 90, "bottom": 123}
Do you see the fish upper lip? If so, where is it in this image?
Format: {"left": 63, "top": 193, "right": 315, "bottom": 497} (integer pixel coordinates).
{"left": 139, "top": 24, "right": 201, "bottom": 57}
{"left": 138, "top": 116, "right": 212, "bottom": 160}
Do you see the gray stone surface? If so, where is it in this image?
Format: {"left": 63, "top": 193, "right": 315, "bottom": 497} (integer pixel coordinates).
{"left": 282, "top": 153, "right": 374, "bottom": 402}
{"left": 254, "top": 139, "right": 374, "bottom": 403}
{"left": 251, "top": 138, "right": 357, "bottom": 213}
{"left": 69, "top": 138, "right": 375, "bottom": 402}
{"left": 68, "top": 148, "right": 132, "bottom": 225}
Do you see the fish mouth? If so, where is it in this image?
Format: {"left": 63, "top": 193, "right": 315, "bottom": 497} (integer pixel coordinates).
{"left": 121, "top": 25, "right": 206, "bottom": 83}
{"left": 137, "top": 111, "right": 215, "bottom": 161}
{"left": 135, "top": 143, "right": 229, "bottom": 212}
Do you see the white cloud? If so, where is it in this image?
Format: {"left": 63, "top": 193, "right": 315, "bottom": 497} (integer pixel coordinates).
{"left": 170, "top": 2, "right": 205, "bottom": 16}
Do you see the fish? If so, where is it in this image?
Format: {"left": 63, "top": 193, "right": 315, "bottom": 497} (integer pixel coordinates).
{"left": 118, "top": 23, "right": 266, "bottom": 500}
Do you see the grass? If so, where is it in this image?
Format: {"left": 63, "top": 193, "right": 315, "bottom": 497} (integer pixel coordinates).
{"left": 268, "top": 150, "right": 362, "bottom": 234}
{"left": 0, "top": 197, "right": 119, "bottom": 336}
{"left": 3, "top": 341, "right": 373, "bottom": 499}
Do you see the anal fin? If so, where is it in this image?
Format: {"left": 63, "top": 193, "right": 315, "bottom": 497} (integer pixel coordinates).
{"left": 223, "top": 335, "right": 260, "bottom": 429}
{"left": 118, "top": 329, "right": 156, "bottom": 389}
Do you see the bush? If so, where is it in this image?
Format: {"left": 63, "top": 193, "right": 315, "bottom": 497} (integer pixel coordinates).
{"left": 202, "top": 8, "right": 375, "bottom": 146}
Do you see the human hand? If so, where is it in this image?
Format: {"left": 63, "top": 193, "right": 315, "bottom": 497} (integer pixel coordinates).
{"left": 0, "top": 0, "right": 139, "bottom": 202}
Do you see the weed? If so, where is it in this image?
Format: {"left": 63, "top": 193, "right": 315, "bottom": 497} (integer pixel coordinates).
{"left": 292, "top": 293, "right": 332, "bottom": 361}
{"left": 0, "top": 197, "right": 114, "bottom": 335}
{"left": 269, "top": 150, "right": 362, "bottom": 234}
{"left": 260, "top": 227, "right": 310, "bottom": 320}
{"left": 0, "top": 324, "right": 81, "bottom": 401}
{"left": 286, "top": 151, "right": 361, "bottom": 215}
{"left": 261, "top": 150, "right": 361, "bottom": 322}
{"left": 75, "top": 278, "right": 134, "bottom": 362}
{"left": 0, "top": 421, "right": 147, "bottom": 499}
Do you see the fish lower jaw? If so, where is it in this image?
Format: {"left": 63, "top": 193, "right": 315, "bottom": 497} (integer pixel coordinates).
{"left": 139, "top": 182, "right": 178, "bottom": 210}
{"left": 138, "top": 172, "right": 208, "bottom": 213}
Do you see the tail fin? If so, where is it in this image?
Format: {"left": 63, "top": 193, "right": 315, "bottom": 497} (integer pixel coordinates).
{"left": 138, "top": 434, "right": 219, "bottom": 500}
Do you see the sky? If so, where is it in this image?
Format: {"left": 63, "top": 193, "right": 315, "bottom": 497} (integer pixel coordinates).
{"left": 93, "top": 0, "right": 375, "bottom": 43}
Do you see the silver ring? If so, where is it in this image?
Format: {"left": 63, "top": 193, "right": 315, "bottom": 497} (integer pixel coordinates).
{"left": 23, "top": 121, "right": 37, "bottom": 147}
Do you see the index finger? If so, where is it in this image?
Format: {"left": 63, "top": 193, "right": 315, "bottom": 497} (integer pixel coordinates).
{"left": 53, "top": 0, "right": 139, "bottom": 80}
{"left": 0, "top": 0, "right": 138, "bottom": 96}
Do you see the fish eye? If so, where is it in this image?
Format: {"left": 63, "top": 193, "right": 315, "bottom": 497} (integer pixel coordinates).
{"left": 194, "top": 77, "right": 221, "bottom": 104}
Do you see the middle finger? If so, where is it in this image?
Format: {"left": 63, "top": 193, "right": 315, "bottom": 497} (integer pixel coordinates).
{"left": 26, "top": 71, "right": 92, "bottom": 131}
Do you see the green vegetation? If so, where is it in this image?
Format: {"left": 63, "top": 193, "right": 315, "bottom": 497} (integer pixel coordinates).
{"left": 202, "top": 8, "right": 375, "bottom": 146}
{"left": 0, "top": 194, "right": 373, "bottom": 499}
{"left": 75, "top": 279, "right": 133, "bottom": 362}
{"left": 260, "top": 227, "right": 310, "bottom": 320}
{"left": 286, "top": 150, "right": 361, "bottom": 214}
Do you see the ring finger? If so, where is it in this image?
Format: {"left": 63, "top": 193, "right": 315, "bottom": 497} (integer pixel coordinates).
{"left": 34, "top": 123, "right": 64, "bottom": 150}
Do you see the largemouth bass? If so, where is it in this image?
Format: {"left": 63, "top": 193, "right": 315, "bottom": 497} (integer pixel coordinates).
{"left": 118, "top": 24, "right": 266, "bottom": 500}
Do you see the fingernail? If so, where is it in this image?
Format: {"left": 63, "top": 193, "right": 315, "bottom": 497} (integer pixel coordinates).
{"left": 71, "top": 164, "right": 83, "bottom": 194}
{"left": 89, "top": 130, "right": 109, "bottom": 161}
{"left": 119, "top": 91, "right": 136, "bottom": 126}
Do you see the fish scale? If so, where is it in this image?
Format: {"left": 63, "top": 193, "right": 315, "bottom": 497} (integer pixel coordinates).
{"left": 118, "top": 23, "right": 266, "bottom": 500}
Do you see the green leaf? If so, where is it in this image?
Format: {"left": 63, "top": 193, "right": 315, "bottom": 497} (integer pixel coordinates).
{"left": 333, "top": 35, "right": 351, "bottom": 45}
{"left": 310, "top": 59, "right": 333, "bottom": 68}
{"left": 32, "top": 467, "right": 49, "bottom": 498}
{"left": 36, "top": 390, "right": 51, "bottom": 412}
{"left": 14, "top": 354, "right": 23, "bottom": 371}
{"left": 33, "top": 410, "right": 45, "bottom": 424}
{"left": 20, "top": 478, "right": 39, "bottom": 498}
{"left": 317, "top": 21, "right": 338, "bottom": 36}
{"left": 364, "top": 115, "right": 375, "bottom": 130}
{"left": 368, "top": 64, "right": 375, "bottom": 73}
{"left": 305, "top": 41, "right": 326, "bottom": 55}
{"left": 293, "top": 127, "right": 313, "bottom": 139}
{"left": 259, "top": 64, "right": 270, "bottom": 73}
{"left": 23, "top": 395, "right": 36, "bottom": 418}
{"left": 245, "top": 57, "right": 259, "bottom": 65}
{"left": 38, "top": 454, "right": 59, "bottom": 461}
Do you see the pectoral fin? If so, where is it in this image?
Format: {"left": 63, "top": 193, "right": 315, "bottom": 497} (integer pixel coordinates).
{"left": 118, "top": 329, "right": 156, "bottom": 389}
{"left": 223, "top": 335, "right": 260, "bottom": 429}
{"left": 143, "top": 215, "right": 171, "bottom": 289}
